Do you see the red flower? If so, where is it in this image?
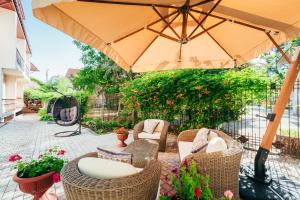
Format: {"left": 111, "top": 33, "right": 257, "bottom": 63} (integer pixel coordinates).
{"left": 52, "top": 173, "right": 61, "bottom": 183}
{"left": 8, "top": 154, "right": 22, "bottom": 162}
{"left": 57, "top": 150, "right": 66, "bottom": 155}
{"left": 171, "top": 167, "right": 179, "bottom": 174}
{"left": 166, "top": 100, "right": 174, "bottom": 105}
{"left": 194, "top": 187, "right": 201, "bottom": 199}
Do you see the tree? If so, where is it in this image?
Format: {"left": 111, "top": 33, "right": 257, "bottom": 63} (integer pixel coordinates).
{"left": 72, "top": 41, "right": 132, "bottom": 94}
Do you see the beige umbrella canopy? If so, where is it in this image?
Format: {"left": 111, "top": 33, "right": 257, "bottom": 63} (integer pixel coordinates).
{"left": 32, "top": 0, "right": 300, "bottom": 72}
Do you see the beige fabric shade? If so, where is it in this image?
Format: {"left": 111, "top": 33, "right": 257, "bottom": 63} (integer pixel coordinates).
{"left": 32, "top": 0, "right": 300, "bottom": 72}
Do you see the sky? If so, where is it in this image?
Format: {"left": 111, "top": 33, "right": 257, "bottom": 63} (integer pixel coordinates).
{"left": 22, "top": 0, "right": 83, "bottom": 81}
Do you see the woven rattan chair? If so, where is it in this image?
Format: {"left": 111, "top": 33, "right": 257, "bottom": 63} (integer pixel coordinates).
{"left": 133, "top": 119, "right": 169, "bottom": 152}
{"left": 177, "top": 129, "right": 243, "bottom": 199}
{"left": 61, "top": 152, "right": 161, "bottom": 200}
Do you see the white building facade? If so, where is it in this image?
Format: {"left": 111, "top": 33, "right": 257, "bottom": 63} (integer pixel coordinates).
{"left": 0, "top": 0, "right": 37, "bottom": 121}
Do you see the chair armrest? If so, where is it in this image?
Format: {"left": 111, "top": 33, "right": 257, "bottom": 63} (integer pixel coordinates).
{"left": 177, "top": 129, "right": 199, "bottom": 143}
{"left": 133, "top": 121, "right": 144, "bottom": 140}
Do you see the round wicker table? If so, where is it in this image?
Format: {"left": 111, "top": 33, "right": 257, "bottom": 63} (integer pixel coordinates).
{"left": 123, "top": 139, "right": 159, "bottom": 168}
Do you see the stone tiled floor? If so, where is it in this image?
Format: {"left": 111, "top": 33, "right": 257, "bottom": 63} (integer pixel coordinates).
{"left": 0, "top": 114, "right": 180, "bottom": 199}
{"left": 0, "top": 114, "right": 300, "bottom": 199}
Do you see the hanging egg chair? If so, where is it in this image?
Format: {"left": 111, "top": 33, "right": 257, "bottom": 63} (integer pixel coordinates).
{"left": 51, "top": 95, "right": 82, "bottom": 137}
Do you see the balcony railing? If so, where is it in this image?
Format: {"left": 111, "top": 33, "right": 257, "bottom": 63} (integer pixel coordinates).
{"left": 16, "top": 49, "right": 30, "bottom": 77}
{"left": 1, "top": 99, "right": 24, "bottom": 116}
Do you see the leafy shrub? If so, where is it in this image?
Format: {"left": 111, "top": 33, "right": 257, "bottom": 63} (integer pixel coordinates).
{"left": 161, "top": 160, "right": 233, "bottom": 200}
{"left": 82, "top": 118, "right": 133, "bottom": 134}
{"left": 121, "top": 68, "right": 270, "bottom": 130}
{"left": 9, "top": 146, "right": 65, "bottom": 178}
{"left": 38, "top": 108, "right": 53, "bottom": 121}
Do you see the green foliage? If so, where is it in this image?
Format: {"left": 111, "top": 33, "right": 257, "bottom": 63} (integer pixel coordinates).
{"left": 11, "top": 146, "right": 65, "bottom": 178}
{"left": 72, "top": 41, "right": 133, "bottom": 94}
{"left": 82, "top": 118, "right": 132, "bottom": 134}
{"left": 25, "top": 77, "right": 91, "bottom": 121}
{"left": 172, "top": 160, "right": 212, "bottom": 200}
{"left": 38, "top": 108, "right": 53, "bottom": 121}
{"left": 121, "top": 68, "right": 270, "bottom": 129}
{"left": 161, "top": 160, "right": 233, "bottom": 200}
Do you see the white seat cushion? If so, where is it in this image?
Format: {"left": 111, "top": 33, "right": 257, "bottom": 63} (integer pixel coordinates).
{"left": 191, "top": 128, "right": 209, "bottom": 153}
{"left": 178, "top": 141, "right": 193, "bottom": 161}
{"left": 78, "top": 157, "right": 140, "bottom": 179}
{"left": 143, "top": 119, "right": 160, "bottom": 134}
{"left": 138, "top": 131, "right": 161, "bottom": 140}
{"left": 206, "top": 137, "right": 228, "bottom": 153}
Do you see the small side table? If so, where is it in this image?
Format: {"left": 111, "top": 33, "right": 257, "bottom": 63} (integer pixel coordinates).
{"left": 123, "top": 139, "right": 159, "bottom": 168}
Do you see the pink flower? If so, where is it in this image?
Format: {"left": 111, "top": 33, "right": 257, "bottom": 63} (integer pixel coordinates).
{"left": 8, "top": 154, "right": 22, "bottom": 162}
{"left": 224, "top": 190, "right": 233, "bottom": 199}
{"left": 183, "top": 159, "right": 189, "bottom": 168}
{"left": 48, "top": 148, "right": 53, "bottom": 152}
{"left": 194, "top": 187, "right": 201, "bottom": 199}
{"left": 57, "top": 150, "right": 66, "bottom": 155}
{"left": 52, "top": 173, "right": 61, "bottom": 183}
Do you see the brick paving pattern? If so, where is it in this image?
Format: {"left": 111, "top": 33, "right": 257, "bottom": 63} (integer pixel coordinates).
{"left": 1, "top": 114, "right": 300, "bottom": 199}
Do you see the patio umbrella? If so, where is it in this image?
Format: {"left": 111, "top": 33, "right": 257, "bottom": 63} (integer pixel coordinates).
{"left": 32, "top": 0, "right": 300, "bottom": 73}
{"left": 32, "top": 1, "right": 300, "bottom": 199}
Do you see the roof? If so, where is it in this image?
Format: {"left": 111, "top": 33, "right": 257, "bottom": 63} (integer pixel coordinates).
{"left": 65, "top": 68, "right": 79, "bottom": 78}
{"left": 30, "top": 63, "right": 39, "bottom": 72}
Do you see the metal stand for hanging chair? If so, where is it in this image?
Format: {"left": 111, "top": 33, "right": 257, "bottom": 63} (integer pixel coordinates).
{"left": 48, "top": 95, "right": 83, "bottom": 137}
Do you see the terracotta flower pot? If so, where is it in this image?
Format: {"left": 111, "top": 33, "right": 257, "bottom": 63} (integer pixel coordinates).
{"left": 13, "top": 171, "right": 56, "bottom": 200}
{"left": 117, "top": 133, "right": 129, "bottom": 147}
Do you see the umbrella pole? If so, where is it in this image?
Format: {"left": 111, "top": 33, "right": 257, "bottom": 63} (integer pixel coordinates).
{"left": 254, "top": 41, "right": 300, "bottom": 182}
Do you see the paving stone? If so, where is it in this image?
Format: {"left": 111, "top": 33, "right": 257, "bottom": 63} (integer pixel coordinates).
{"left": 0, "top": 114, "right": 299, "bottom": 199}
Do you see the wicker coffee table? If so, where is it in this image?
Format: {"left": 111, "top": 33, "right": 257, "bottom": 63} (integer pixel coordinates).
{"left": 123, "top": 139, "right": 159, "bottom": 168}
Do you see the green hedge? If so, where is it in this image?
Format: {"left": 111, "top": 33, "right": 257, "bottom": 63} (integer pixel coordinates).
{"left": 121, "top": 68, "right": 271, "bottom": 130}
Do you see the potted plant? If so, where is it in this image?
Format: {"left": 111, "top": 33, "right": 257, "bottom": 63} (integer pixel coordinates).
{"left": 114, "top": 127, "right": 129, "bottom": 147}
{"left": 160, "top": 160, "right": 234, "bottom": 200}
{"left": 9, "top": 146, "right": 66, "bottom": 200}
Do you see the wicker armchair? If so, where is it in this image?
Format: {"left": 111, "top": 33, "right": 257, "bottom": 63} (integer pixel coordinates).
{"left": 133, "top": 119, "right": 169, "bottom": 152}
{"left": 177, "top": 129, "right": 243, "bottom": 199}
{"left": 61, "top": 152, "right": 161, "bottom": 200}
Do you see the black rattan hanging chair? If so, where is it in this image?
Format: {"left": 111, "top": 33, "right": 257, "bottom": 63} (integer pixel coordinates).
{"left": 49, "top": 95, "right": 82, "bottom": 137}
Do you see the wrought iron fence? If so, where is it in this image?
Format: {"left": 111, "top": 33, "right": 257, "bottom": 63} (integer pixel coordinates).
{"left": 86, "top": 79, "right": 300, "bottom": 156}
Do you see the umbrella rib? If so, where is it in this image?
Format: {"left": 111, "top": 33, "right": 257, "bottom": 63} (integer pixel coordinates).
{"left": 190, "top": 0, "right": 214, "bottom": 8}
{"left": 190, "top": 9, "right": 277, "bottom": 33}
{"left": 188, "top": 0, "right": 222, "bottom": 38}
{"left": 131, "top": 13, "right": 179, "bottom": 67}
{"left": 78, "top": 0, "right": 180, "bottom": 9}
{"left": 188, "top": 12, "right": 233, "bottom": 59}
{"left": 147, "top": 27, "right": 179, "bottom": 42}
{"left": 189, "top": 19, "right": 226, "bottom": 40}
{"left": 152, "top": 6, "right": 181, "bottom": 39}
{"left": 266, "top": 32, "right": 291, "bottom": 64}
{"left": 113, "top": 11, "right": 178, "bottom": 43}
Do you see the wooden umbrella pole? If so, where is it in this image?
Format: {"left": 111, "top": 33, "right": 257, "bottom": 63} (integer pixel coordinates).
{"left": 254, "top": 43, "right": 300, "bottom": 181}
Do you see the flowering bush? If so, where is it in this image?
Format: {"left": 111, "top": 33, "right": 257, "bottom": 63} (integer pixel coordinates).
{"left": 160, "top": 160, "right": 233, "bottom": 200}
{"left": 114, "top": 127, "right": 129, "bottom": 134}
{"left": 121, "top": 68, "right": 270, "bottom": 130}
{"left": 9, "top": 146, "right": 66, "bottom": 179}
